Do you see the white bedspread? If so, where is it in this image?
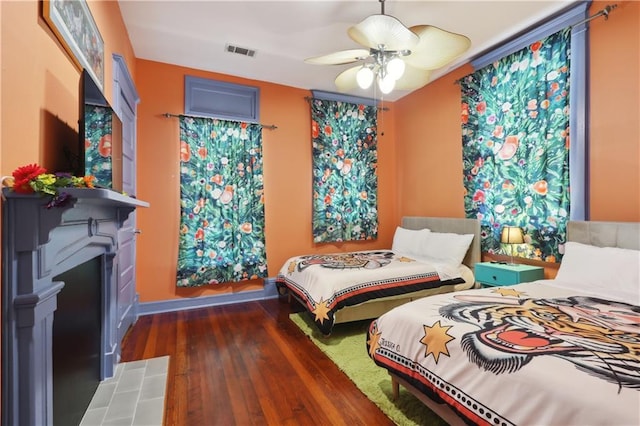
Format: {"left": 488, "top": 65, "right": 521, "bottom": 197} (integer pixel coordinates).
{"left": 276, "top": 250, "right": 469, "bottom": 334}
{"left": 368, "top": 280, "right": 640, "bottom": 426}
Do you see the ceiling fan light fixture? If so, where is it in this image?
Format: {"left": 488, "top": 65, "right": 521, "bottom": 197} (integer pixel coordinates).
{"left": 378, "top": 73, "right": 395, "bottom": 94}
{"left": 305, "top": 0, "right": 471, "bottom": 97}
{"left": 386, "top": 57, "right": 405, "bottom": 80}
{"left": 356, "top": 65, "right": 374, "bottom": 89}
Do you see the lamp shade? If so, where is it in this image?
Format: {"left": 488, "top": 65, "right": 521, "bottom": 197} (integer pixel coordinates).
{"left": 501, "top": 226, "right": 524, "bottom": 244}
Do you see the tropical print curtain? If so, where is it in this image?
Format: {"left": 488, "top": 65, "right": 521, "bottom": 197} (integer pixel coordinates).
{"left": 461, "top": 29, "right": 571, "bottom": 262}
{"left": 177, "top": 116, "right": 267, "bottom": 287}
{"left": 84, "top": 105, "right": 113, "bottom": 187}
{"left": 310, "top": 99, "right": 378, "bottom": 242}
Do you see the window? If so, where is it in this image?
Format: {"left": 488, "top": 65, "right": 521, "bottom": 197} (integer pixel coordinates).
{"left": 310, "top": 91, "right": 379, "bottom": 242}
{"left": 185, "top": 75, "right": 260, "bottom": 122}
{"left": 461, "top": 2, "right": 589, "bottom": 262}
{"left": 176, "top": 78, "right": 266, "bottom": 287}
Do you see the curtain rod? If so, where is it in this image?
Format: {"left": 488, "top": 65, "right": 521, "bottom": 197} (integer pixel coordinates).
{"left": 453, "top": 4, "right": 619, "bottom": 86}
{"left": 304, "top": 96, "right": 390, "bottom": 111}
{"left": 163, "top": 113, "right": 277, "bottom": 130}
{"left": 571, "top": 4, "right": 617, "bottom": 28}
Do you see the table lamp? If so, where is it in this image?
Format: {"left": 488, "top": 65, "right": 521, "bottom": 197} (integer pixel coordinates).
{"left": 501, "top": 226, "right": 524, "bottom": 265}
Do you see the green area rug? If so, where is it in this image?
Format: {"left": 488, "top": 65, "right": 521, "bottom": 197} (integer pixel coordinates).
{"left": 289, "top": 313, "right": 447, "bottom": 426}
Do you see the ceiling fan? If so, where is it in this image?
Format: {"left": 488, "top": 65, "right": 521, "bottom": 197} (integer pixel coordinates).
{"left": 305, "top": 0, "right": 471, "bottom": 95}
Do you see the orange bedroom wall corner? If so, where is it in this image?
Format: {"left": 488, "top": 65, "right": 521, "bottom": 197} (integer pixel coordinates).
{"left": 134, "top": 60, "right": 399, "bottom": 303}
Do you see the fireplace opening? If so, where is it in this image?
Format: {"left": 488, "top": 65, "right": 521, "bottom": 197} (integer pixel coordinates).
{"left": 52, "top": 256, "right": 102, "bottom": 426}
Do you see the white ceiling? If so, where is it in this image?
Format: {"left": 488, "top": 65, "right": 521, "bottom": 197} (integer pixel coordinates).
{"left": 119, "top": 0, "right": 577, "bottom": 101}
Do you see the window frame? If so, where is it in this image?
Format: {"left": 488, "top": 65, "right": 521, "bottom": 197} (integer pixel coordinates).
{"left": 185, "top": 75, "right": 260, "bottom": 123}
{"left": 470, "top": 1, "right": 591, "bottom": 220}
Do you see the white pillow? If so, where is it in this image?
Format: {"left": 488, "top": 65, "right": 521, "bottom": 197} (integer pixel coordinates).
{"left": 420, "top": 232, "right": 475, "bottom": 266}
{"left": 555, "top": 241, "right": 640, "bottom": 300}
{"left": 392, "top": 227, "right": 430, "bottom": 256}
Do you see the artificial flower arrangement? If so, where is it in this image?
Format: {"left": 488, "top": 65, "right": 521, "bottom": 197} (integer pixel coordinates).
{"left": 2, "top": 163, "right": 95, "bottom": 208}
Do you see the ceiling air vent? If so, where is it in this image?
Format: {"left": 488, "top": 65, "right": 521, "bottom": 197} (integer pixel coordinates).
{"left": 225, "top": 44, "right": 256, "bottom": 58}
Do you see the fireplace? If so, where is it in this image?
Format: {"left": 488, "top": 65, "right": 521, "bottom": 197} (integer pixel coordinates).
{"left": 52, "top": 256, "right": 102, "bottom": 425}
{"left": 1, "top": 188, "right": 148, "bottom": 426}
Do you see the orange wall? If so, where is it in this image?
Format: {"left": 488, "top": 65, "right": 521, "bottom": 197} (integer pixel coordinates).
{"left": 0, "top": 1, "right": 136, "bottom": 173}
{"left": 395, "top": 0, "right": 640, "bottom": 224}
{"left": 2, "top": 0, "right": 79, "bottom": 172}
{"left": 134, "top": 60, "right": 398, "bottom": 302}
{"left": 588, "top": 0, "right": 640, "bottom": 220}
{"left": 394, "top": 63, "right": 474, "bottom": 218}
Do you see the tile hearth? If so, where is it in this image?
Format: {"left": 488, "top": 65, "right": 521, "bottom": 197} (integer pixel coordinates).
{"left": 80, "top": 356, "right": 169, "bottom": 426}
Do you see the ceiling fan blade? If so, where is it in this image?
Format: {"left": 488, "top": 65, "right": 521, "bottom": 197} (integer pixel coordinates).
{"left": 348, "top": 14, "right": 419, "bottom": 51}
{"left": 305, "top": 49, "right": 371, "bottom": 65}
{"left": 334, "top": 66, "right": 362, "bottom": 92}
{"left": 404, "top": 25, "right": 471, "bottom": 70}
{"left": 394, "top": 64, "right": 432, "bottom": 90}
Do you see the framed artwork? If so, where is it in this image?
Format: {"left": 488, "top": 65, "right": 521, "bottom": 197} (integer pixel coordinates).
{"left": 43, "top": 0, "right": 104, "bottom": 92}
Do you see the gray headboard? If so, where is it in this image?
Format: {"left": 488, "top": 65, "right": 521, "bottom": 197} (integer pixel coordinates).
{"left": 401, "top": 216, "right": 481, "bottom": 270}
{"left": 567, "top": 221, "right": 640, "bottom": 250}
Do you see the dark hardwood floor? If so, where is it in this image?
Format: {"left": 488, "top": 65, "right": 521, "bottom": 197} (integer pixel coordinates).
{"left": 120, "top": 297, "right": 396, "bottom": 425}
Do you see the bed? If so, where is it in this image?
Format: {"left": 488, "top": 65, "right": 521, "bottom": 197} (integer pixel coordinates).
{"left": 367, "top": 220, "right": 640, "bottom": 425}
{"left": 276, "top": 216, "right": 480, "bottom": 335}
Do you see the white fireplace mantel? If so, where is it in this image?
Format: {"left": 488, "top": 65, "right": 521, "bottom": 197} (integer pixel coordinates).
{"left": 1, "top": 187, "right": 149, "bottom": 426}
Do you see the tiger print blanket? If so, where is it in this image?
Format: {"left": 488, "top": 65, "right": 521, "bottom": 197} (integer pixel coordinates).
{"left": 368, "top": 280, "right": 640, "bottom": 425}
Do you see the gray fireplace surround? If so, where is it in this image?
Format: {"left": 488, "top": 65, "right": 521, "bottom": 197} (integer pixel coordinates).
{"left": 1, "top": 188, "right": 148, "bottom": 426}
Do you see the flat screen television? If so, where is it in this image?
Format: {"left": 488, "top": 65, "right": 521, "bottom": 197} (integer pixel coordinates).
{"left": 78, "top": 69, "right": 122, "bottom": 191}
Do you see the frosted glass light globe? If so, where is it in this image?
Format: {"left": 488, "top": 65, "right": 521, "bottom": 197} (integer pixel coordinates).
{"left": 356, "top": 66, "right": 374, "bottom": 89}
{"left": 378, "top": 74, "right": 395, "bottom": 94}
{"left": 387, "top": 57, "right": 405, "bottom": 80}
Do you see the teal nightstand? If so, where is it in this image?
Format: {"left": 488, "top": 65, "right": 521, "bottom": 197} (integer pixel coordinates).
{"left": 475, "top": 262, "right": 544, "bottom": 287}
